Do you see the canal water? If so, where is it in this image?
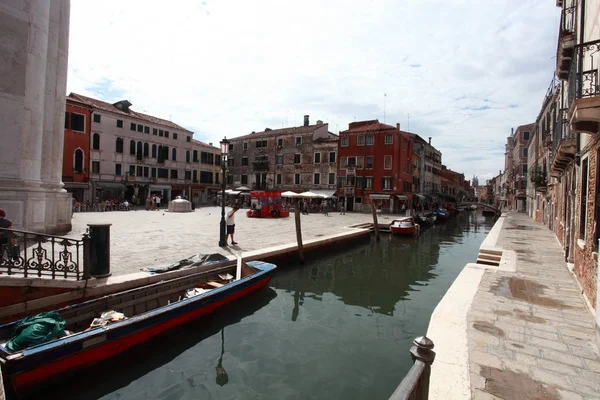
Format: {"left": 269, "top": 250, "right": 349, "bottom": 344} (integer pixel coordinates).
{"left": 24, "top": 212, "right": 496, "bottom": 400}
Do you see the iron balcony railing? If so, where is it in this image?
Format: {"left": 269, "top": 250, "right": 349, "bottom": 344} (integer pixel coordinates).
{"left": 389, "top": 336, "right": 435, "bottom": 400}
{"left": 0, "top": 228, "right": 90, "bottom": 280}
{"left": 560, "top": 4, "right": 576, "bottom": 36}
{"left": 552, "top": 108, "right": 573, "bottom": 155}
{"left": 568, "top": 39, "right": 600, "bottom": 106}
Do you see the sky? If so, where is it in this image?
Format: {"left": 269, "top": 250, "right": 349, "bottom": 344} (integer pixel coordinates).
{"left": 66, "top": 0, "right": 560, "bottom": 182}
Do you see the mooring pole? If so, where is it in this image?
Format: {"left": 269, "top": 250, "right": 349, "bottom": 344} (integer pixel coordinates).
{"left": 371, "top": 203, "right": 380, "bottom": 241}
{"left": 294, "top": 205, "right": 305, "bottom": 263}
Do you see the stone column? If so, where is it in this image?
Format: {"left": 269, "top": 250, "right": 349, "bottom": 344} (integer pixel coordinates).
{"left": 0, "top": 0, "right": 72, "bottom": 233}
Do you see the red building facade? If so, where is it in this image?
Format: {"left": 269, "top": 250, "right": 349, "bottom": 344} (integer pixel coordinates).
{"left": 337, "top": 120, "right": 413, "bottom": 212}
{"left": 62, "top": 97, "right": 92, "bottom": 202}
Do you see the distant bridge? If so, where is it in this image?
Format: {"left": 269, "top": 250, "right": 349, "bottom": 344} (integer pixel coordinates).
{"left": 456, "top": 202, "right": 501, "bottom": 215}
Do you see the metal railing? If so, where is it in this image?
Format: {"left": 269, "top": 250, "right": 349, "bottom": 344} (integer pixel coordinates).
{"left": 0, "top": 228, "right": 90, "bottom": 280}
{"left": 389, "top": 337, "right": 435, "bottom": 400}
{"left": 568, "top": 39, "right": 600, "bottom": 105}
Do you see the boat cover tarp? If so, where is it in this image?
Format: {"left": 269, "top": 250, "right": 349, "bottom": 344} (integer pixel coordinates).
{"left": 142, "top": 253, "right": 229, "bottom": 274}
{"left": 5, "top": 311, "right": 66, "bottom": 352}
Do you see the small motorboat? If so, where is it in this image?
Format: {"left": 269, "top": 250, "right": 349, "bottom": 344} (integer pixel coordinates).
{"left": 390, "top": 217, "right": 416, "bottom": 235}
{"left": 0, "top": 260, "right": 277, "bottom": 395}
{"left": 415, "top": 213, "right": 437, "bottom": 227}
{"left": 435, "top": 209, "right": 450, "bottom": 222}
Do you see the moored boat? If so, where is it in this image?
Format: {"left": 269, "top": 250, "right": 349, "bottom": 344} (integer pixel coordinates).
{"left": 390, "top": 217, "right": 416, "bottom": 235}
{"left": 0, "top": 260, "right": 276, "bottom": 395}
{"left": 435, "top": 209, "right": 450, "bottom": 222}
{"left": 415, "top": 213, "right": 436, "bottom": 227}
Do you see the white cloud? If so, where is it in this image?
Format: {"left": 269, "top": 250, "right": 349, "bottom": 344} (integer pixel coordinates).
{"left": 67, "top": 0, "right": 560, "bottom": 180}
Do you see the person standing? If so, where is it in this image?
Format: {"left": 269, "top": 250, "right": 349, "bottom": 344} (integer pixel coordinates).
{"left": 0, "top": 209, "right": 14, "bottom": 257}
{"left": 226, "top": 206, "right": 239, "bottom": 245}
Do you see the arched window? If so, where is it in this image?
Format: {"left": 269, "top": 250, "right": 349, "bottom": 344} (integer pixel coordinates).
{"left": 144, "top": 143, "right": 149, "bottom": 158}
{"left": 129, "top": 140, "right": 135, "bottom": 155}
{"left": 164, "top": 146, "right": 169, "bottom": 160}
{"left": 136, "top": 141, "right": 143, "bottom": 160}
{"left": 152, "top": 144, "right": 157, "bottom": 158}
{"left": 186, "top": 150, "right": 190, "bottom": 163}
{"left": 116, "top": 138, "right": 123, "bottom": 153}
{"left": 172, "top": 148, "right": 177, "bottom": 161}
{"left": 92, "top": 133, "right": 100, "bottom": 150}
{"left": 157, "top": 146, "right": 164, "bottom": 163}
{"left": 74, "top": 149, "right": 84, "bottom": 172}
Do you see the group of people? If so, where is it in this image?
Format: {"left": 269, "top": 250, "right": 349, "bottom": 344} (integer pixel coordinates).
{"left": 73, "top": 197, "right": 134, "bottom": 212}
{"left": 145, "top": 195, "right": 163, "bottom": 211}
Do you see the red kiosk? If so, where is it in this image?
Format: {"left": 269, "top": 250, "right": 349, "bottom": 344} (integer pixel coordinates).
{"left": 246, "top": 191, "right": 290, "bottom": 218}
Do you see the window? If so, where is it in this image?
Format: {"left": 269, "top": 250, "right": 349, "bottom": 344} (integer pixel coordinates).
{"left": 404, "top": 141, "right": 408, "bottom": 151}
{"left": 382, "top": 177, "right": 392, "bottom": 190}
{"left": 346, "top": 157, "right": 356, "bottom": 167}
{"left": 137, "top": 124, "right": 143, "bottom": 132}
{"left": 159, "top": 130, "right": 164, "bottom": 137}
{"left": 144, "top": 143, "right": 149, "bottom": 157}
{"left": 241, "top": 175, "right": 248, "bottom": 184}
{"left": 366, "top": 156, "right": 373, "bottom": 169}
{"left": 144, "top": 167, "right": 149, "bottom": 177}
{"left": 116, "top": 119, "right": 123, "bottom": 128}
{"left": 314, "top": 173, "right": 320, "bottom": 185}
{"left": 64, "top": 112, "right": 69, "bottom": 129}
{"left": 215, "top": 172, "right": 220, "bottom": 184}
{"left": 580, "top": 158, "right": 589, "bottom": 239}
{"left": 242, "top": 157, "right": 249, "bottom": 166}
{"left": 355, "top": 177, "right": 364, "bottom": 188}
{"left": 71, "top": 113, "right": 85, "bottom": 132}
{"left": 151, "top": 168, "right": 156, "bottom": 178}
{"left": 153, "top": 128, "right": 157, "bottom": 135}
{"left": 130, "top": 140, "right": 136, "bottom": 155}
{"left": 295, "top": 137, "right": 302, "bottom": 146}
{"left": 366, "top": 135, "right": 374, "bottom": 145}
{"left": 136, "top": 141, "right": 142, "bottom": 160}
{"left": 256, "top": 139, "right": 268, "bottom": 148}
{"left": 152, "top": 144, "right": 157, "bottom": 158}
{"left": 341, "top": 136, "right": 349, "bottom": 146}
{"left": 136, "top": 166, "right": 142, "bottom": 176}
{"left": 276, "top": 155, "right": 283, "bottom": 165}
{"left": 357, "top": 135, "right": 365, "bottom": 146}
{"left": 228, "top": 158, "right": 235, "bottom": 167}
{"left": 243, "top": 142, "right": 248, "bottom": 150}
{"left": 171, "top": 170, "right": 178, "bottom": 179}
{"left": 92, "top": 161, "right": 99, "bottom": 174}
{"left": 329, "top": 152, "right": 336, "bottom": 163}
{"left": 187, "top": 136, "right": 191, "bottom": 142}
{"left": 92, "top": 133, "right": 100, "bottom": 150}
{"left": 157, "top": 168, "right": 168, "bottom": 178}
{"left": 328, "top": 173, "right": 335, "bottom": 185}
{"left": 186, "top": 150, "right": 190, "bottom": 163}
{"left": 116, "top": 138, "right": 123, "bottom": 153}
{"left": 295, "top": 173, "right": 301, "bottom": 185}
{"left": 193, "top": 150, "right": 198, "bottom": 162}
{"left": 130, "top": 122, "right": 136, "bottom": 131}
{"left": 314, "top": 152, "right": 321, "bottom": 164}
{"left": 276, "top": 174, "right": 282, "bottom": 185}
{"left": 201, "top": 152, "right": 214, "bottom": 164}
{"left": 144, "top": 126, "right": 149, "bottom": 134}
{"left": 163, "top": 146, "right": 169, "bottom": 161}
{"left": 165, "top": 131, "right": 169, "bottom": 138}
{"left": 93, "top": 114, "right": 101, "bottom": 123}
{"left": 523, "top": 148, "right": 528, "bottom": 157}
{"left": 192, "top": 170, "right": 197, "bottom": 182}
{"left": 173, "top": 133, "right": 178, "bottom": 140}
{"left": 277, "top": 138, "right": 283, "bottom": 147}
{"left": 523, "top": 131, "right": 530, "bottom": 141}
{"left": 294, "top": 153, "right": 301, "bottom": 164}
{"left": 522, "top": 164, "right": 528, "bottom": 174}
{"left": 365, "top": 177, "right": 373, "bottom": 189}
{"left": 228, "top": 143, "right": 234, "bottom": 151}
{"left": 115, "top": 163, "right": 122, "bottom": 176}
{"left": 385, "top": 134, "right": 393, "bottom": 144}
{"left": 74, "top": 149, "right": 84, "bottom": 172}
{"left": 172, "top": 148, "right": 177, "bottom": 161}
{"left": 384, "top": 155, "right": 392, "bottom": 169}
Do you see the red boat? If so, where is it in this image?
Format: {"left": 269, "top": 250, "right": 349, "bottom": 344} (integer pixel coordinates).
{"left": 0, "top": 261, "right": 276, "bottom": 395}
{"left": 390, "top": 217, "right": 416, "bottom": 235}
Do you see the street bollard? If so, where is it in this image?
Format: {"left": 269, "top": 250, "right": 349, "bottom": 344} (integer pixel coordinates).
{"left": 87, "top": 223, "right": 112, "bottom": 278}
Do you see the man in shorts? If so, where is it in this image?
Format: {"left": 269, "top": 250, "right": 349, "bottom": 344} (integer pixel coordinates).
{"left": 226, "top": 206, "right": 239, "bottom": 245}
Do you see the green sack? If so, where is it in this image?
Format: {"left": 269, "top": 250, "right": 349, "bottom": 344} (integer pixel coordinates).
{"left": 6, "top": 311, "right": 66, "bottom": 352}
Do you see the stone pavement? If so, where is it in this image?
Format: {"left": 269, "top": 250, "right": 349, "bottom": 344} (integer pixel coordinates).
{"left": 468, "top": 213, "right": 600, "bottom": 399}
{"left": 70, "top": 206, "right": 384, "bottom": 276}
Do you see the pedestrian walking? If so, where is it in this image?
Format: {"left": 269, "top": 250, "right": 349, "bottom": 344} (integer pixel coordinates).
{"left": 226, "top": 206, "right": 239, "bottom": 245}
{"left": 340, "top": 203, "right": 345, "bottom": 215}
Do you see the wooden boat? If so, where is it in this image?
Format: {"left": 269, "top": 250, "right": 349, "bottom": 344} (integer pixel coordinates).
{"left": 415, "top": 213, "right": 436, "bottom": 227}
{"left": 435, "top": 209, "right": 450, "bottom": 222}
{"left": 390, "top": 217, "right": 416, "bottom": 235}
{"left": 0, "top": 260, "right": 276, "bottom": 395}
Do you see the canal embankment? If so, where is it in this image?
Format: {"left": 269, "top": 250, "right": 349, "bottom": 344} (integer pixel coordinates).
{"left": 427, "top": 212, "right": 600, "bottom": 399}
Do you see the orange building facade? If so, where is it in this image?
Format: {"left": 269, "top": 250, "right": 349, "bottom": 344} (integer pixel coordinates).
{"left": 62, "top": 97, "right": 92, "bottom": 202}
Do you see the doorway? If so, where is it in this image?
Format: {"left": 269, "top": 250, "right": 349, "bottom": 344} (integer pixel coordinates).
{"left": 346, "top": 197, "right": 354, "bottom": 212}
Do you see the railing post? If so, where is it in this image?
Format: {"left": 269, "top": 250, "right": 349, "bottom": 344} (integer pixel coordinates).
{"left": 410, "top": 336, "right": 436, "bottom": 400}
{"left": 87, "top": 223, "right": 112, "bottom": 278}
{"left": 82, "top": 231, "right": 91, "bottom": 280}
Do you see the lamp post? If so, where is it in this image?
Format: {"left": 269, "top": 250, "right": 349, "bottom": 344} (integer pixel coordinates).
{"left": 219, "top": 137, "right": 229, "bottom": 247}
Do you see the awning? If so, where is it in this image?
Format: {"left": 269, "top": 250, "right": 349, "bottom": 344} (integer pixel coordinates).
{"left": 64, "top": 182, "right": 89, "bottom": 189}
{"left": 281, "top": 191, "right": 301, "bottom": 198}
{"left": 94, "top": 182, "right": 125, "bottom": 190}
{"left": 236, "top": 186, "right": 251, "bottom": 191}
{"left": 310, "top": 190, "right": 337, "bottom": 198}
{"left": 225, "top": 190, "right": 241, "bottom": 195}
{"left": 414, "top": 194, "right": 425, "bottom": 200}
{"left": 369, "top": 194, "right": 390, "bottom": 200}
{"left": 395, "top": 195, "right": 408, "bottom": 201}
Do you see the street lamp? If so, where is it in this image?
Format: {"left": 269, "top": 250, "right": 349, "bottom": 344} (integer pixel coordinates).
{"left": 219, "top": 137, "right": 229, "bottom": 247}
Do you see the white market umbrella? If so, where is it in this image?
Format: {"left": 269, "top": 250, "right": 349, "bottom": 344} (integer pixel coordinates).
{"left": 236, "top": 186, "right": 251, "bottom": 191}
{"left": 298, "top": 191, "right": 320, "bottom": 198}
{"left": 281, "top": 191, "right": 300, "bottom": 198}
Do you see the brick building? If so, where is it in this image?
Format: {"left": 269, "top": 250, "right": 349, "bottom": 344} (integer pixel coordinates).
{"left": 440, "top": 165, "right": 465, "bottom": 200}
{"left": 62, "top": 96, "right": 92, "bottom": 202}
{"left": 226, "top": 116, "right": 338, "bottom": 197}
{"left": 505, "top": 124, "right": 534, "bottom": 212}
{"left": 337, "top": 120, "right": 413, "bottom": 213}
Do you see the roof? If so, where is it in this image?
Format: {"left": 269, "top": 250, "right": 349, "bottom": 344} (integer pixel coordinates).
{"left": 68, "top": 93, "right": 193, "bottom": 133}
{"left": 192, "top": 138, "right": 219, "bottom": 150}
{"left": 313, "top": 132, "right": 339, "bottom": 144}
{"left": 342, "top": 120, "right": 397, "bottom": 133}
{"left": 230, "top": 123, "right": 328, "bottom": 141}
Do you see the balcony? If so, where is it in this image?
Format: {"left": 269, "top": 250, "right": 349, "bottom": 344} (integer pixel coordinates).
{"left": 252, "top": 160, "right": 269, "bottom": 171}
{"left": 567, "top": 40, "right": 600, "bottom": 134}
{"left": 550, "top": 111, "right": 577, "bottom": 177}
{"left": 253, "top": 182, "right": 267, "bottom": 190}
{"left": 556, "top": 5, "right": 576, "bottom": 80}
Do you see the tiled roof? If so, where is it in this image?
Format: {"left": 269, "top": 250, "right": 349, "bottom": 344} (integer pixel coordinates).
{"left": 342, "top": 120, "right": 397, "bottom": 133}
{"left": 192, "top": 138, "right": 219, "bottom": 149}
{"left": 68, "top": 93, "right": 193, "bottom": 133}
{"left": 230, "top": 123, "right": 328, "bottom": 141}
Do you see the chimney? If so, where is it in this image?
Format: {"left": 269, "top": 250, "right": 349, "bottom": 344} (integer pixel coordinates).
{"left": 316, "top": 120, "right": 323, "bottom": 126}
{"left": 511, "top": 128, "right": 514, "bottom": 135}
{"left": 209, "top": 142, "right": 213, "bottom": 146}
{"left": 428, "top": 137, "right": 432, "bottom": 145}
{"left": 303, "top": 115, "right": 309, "bottom": 126}
{"left": 396, "top": 123, "right": 400, "bottom": 131}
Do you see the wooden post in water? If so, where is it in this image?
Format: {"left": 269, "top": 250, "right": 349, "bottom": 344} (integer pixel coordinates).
{"left": 294, "top": 206, "right": 305, "bottom": 263}
{"left": 371, "top": 203, "right": 380, "bottom": 241}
